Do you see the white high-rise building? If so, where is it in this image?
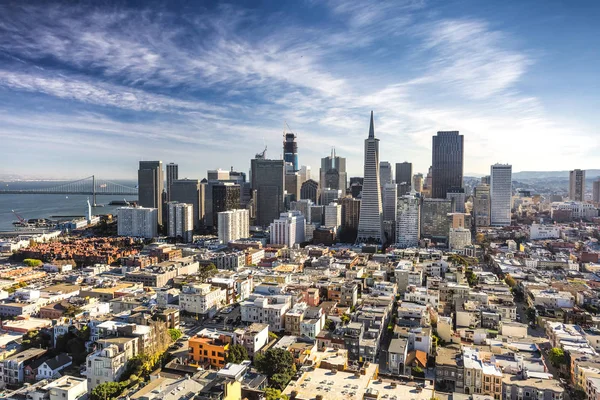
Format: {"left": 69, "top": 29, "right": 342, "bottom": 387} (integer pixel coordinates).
{"left": 270, "top": 211, "right": 306, "bottom": 247}
{"left": 299, "top": 165, "right": 311, "bottom": 183}
{"left": 168, "top": 202, "right": 194, "bottom": 242}
{"left": 490, "top": 164, "right": 512, "bottom": 226}
{"left": 218, "top": 209, "right": 249, "bottom": 244}
{"left": 396, "top": 191, "right": 420, "bottom": 248}
{"left": 324, "top": 202, "right": 342, "bottom": 230}
{"left": 117, "top": 207, "right": 158, "bottom": 238}
{"left": 383, "top": 183, "right": 398, "bottom": 222}
{"left": 357, "top": 111, "right": 384, "bottom": 243}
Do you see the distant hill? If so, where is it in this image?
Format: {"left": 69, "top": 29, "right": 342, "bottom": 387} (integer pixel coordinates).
{"left": 512, "top": 170, "right": 600, "bottom": 180}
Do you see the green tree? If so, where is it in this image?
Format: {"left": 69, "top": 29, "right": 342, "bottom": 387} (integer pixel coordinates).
{"left": 264, "top": 388, "right": 288, "bottom": 400}
{"left": 23, "top": 258, "right": 43, "bottom": 267}
{"left": 268, "top": 332, "right": 279, "bottom": 342}
{"left": 168, "top": 328, "right": 183, "bottom": 342}
{"left": 548, "top": 347, "right": 565, "bottom": 366}
{"left": 323, "top": 319, "right": 335, "bottom": 331}
{"left": 526, "top": 307, "right": 537, "bottom": 323}
{"left": 340, "top": 314, "right": 351, "bottom": 324}
{"left": 255, "top": 348, "right": 296, "bottom": 389}
{"left": 90, "top": 382, "right": 123, "bottom": 400}
{"left": 21, "top": 330, "right": 51, "bottom": 350}
{"left": 198, "top": 263, "right": 218, "bottom": 282}
{"left": 226, "top": 344, "right": 249, "bottom": 364}
{"left": 504, "top": 274, "right": 516, "bottom": 288}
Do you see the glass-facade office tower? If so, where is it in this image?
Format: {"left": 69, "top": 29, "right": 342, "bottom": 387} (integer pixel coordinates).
{"left": 138, "top": 161, "right": 164, "bottom": 226}
{"left": 432, "top": 131, "right": 463, "bottom": 199}
{"left": 251, "top": 158, "right": 285, "bottom": 227}
{"left": 490, "top": 164, "right": 512, "bottom": 227}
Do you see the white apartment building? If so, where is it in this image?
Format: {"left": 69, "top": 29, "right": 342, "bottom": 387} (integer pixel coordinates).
{"left": 404, "top": 286, "right": 440, "bottom": 309}
{"left": 323, "top": 202, "right": 342, "bottom": 230}
{"left": 270, "top": 211, "right": 306, "bottom": 247}
{"left": 241, "top": 294, "right": 291, "bottom": 332}
{"left": 167, "top": 202, "right": 194, "bottom": 242}
{"left": 85, "top": 345, "right": 127, "bottom": 392}
{"left": 395, "top": 260, "right": 424, "bottom": 292}
{"left": 396, "top": 192, "right": 420, "bottom": 248}
{"left": 383, "top": 183, "right": 397, "bottom": 222}
{"left": 117, "top": 207, "right": 158, "bottom": 238}
{"left": 211, "top": 251, "right": 246, "bottom": 271}
{"left": 529, "top": 289, "right": 575, "bottom": 309}
{"left": 217, "top": 209, "right": 249, "bottom": 244}
{"left": 449, "top": 228, "right": 472, "bottom": 250}
{"left": 490, "top": 164, "right": 512, "bottom": 227}
{"left": 44, "top": 376, "right": 88, "bottom": 400}
{"left": 530, "top": 223, "right": 561, "bottom": 240}
{"left": 235, "top": 323, "right": 269, "bottom": 357}
{"left": 551, "top": 201, "right": 598, "bottom": 220}
{"left": 179, "top": 283, "right": 226, "bottom": 317}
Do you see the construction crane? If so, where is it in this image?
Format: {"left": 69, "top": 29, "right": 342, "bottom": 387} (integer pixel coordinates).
{"left": 255, "top": 145, "right": 267, "bottom": 159}
{"left": 11, "top": 210, "right": 27, "bottom": 226}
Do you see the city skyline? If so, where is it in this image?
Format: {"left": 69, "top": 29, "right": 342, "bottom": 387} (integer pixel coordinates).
{"left": 1, "top": 1, "right": 599, "bottom": 179}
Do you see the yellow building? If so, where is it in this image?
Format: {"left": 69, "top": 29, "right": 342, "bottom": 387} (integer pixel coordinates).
{"left": 188, "top": 332, "right": 231, "bottom": 369}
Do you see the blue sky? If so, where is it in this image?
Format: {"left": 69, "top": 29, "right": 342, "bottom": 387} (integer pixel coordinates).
{"left": 0, "top": 0, "right": 599, "bottom": 179}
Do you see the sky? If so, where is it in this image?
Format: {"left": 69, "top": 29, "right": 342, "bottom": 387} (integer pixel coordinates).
{"left": 0, "top": 0, "right": 599, "bottom": 180}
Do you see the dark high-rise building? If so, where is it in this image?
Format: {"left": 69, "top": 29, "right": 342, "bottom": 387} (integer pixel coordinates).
{"left": 212, "top": 183, "right": 240, "bottom": 230}
{"left": 320, "top": 149, "right": 347, "bottom": 192}
{"left": 300, "top": 179, "right": 319, "bottom": 204}
{"left": 340, "top": 197, "right": 361, "bottom": 230}
{"left": 569, "top": 169, "right": 586, "bottom": 202}
{"left": 395, "top": 162, "right": 412, "bottom": 197}
{"left": 138, "top": 161, "right": 164, "bottom": 226}
{"left": 432, "top": 131, "right": 464, "bottom": 199}
{"left": 170, "top": 179, "right": 204, "bottom": 228}
{"left": 283, "top": 132, "right": 299, "bottom": 172}
{"left": 166, "top": 163, "right": 178, "bottom": 201}
{"left": 473, "top": 185, "right": 491, "bottom": 228}
{"left": 251, "top": 158, "right": 285, "bottom": 227}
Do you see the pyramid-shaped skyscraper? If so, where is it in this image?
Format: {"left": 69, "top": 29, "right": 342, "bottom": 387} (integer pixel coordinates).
{"left": 356, "top": 111, "right": 384, "bottom": 244}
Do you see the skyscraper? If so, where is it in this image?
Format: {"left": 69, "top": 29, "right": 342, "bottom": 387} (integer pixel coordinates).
{"left": 413, "top": 173, "right": 423, "bottom": 193}
{"left": 473, "top": 185, "right": 491, "bottom": 228}
{"left": 395, "top": 162, "right": 412, "bottom": 197}
{"left": 569, "top": 169, "right": 586, "bottom": 201}
{"left": 138, "top": 161, "right": 164, "bottom": 226}
{"left": 212, "top": 183, "right": 241, "bottom": 230}
{"left": 593, "top": 180, "right": 600, "bottom": 204}
{"left": 490, "top": 164, "right": 512, "bottom": 227}
{"left": 319, "top": 149, "right": 347, "bottom": 192}
{"left": 170, "top": 179, "right": 204, "bottom": 228}
{"left": 432, "top": 131, "right": 464, "bottom": 199}
{"left": 166, "top": 163, "right": 178, "bottom": 201}
{"left": 396, "top": 191, "right": 420, "bottom": 248}
{"left": 379, "top": 161, "right": 392, "bottom": 196}
{"left": 167, "top": 202, "right": 194, "bottom": 242}
{"left": 283, "top": 132, "right": 299, "bottom": 172}
{"left": 383, "top": 183, "right": 397, "bottom": 222}
{"left": 340, "top": 197, "right": 361, "bottom": 231}
{"left": 251, "top": 158, "right": 285, "bottom": 227}
{"left": 300, "top": 179, "right": 319, "bottom": 204}
{"left": 320, "top": 188, "right": 342, "bottom": 206}
{"left": 357, "top": 111, "right": 384, "bottom": 243}
{"left": 446, "top": 188, "right": 466, "bottom": 213}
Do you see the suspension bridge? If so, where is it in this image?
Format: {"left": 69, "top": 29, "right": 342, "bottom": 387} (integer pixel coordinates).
{"left": 0, "top": 176, "right": 138, "bottom": 203}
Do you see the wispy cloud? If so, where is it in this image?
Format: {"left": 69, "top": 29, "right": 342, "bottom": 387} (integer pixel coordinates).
{"left": 0, "top": 1, "right": 597, "bottom": 178}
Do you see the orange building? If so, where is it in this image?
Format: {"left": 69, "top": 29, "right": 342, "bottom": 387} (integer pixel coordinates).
{"left": 188, "top": 332, "right": 232, "bottom": 369}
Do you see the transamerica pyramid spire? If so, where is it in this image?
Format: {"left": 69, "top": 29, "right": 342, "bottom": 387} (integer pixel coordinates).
{"left": 368, "top": 110, "right": 375, "bottom": 139}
